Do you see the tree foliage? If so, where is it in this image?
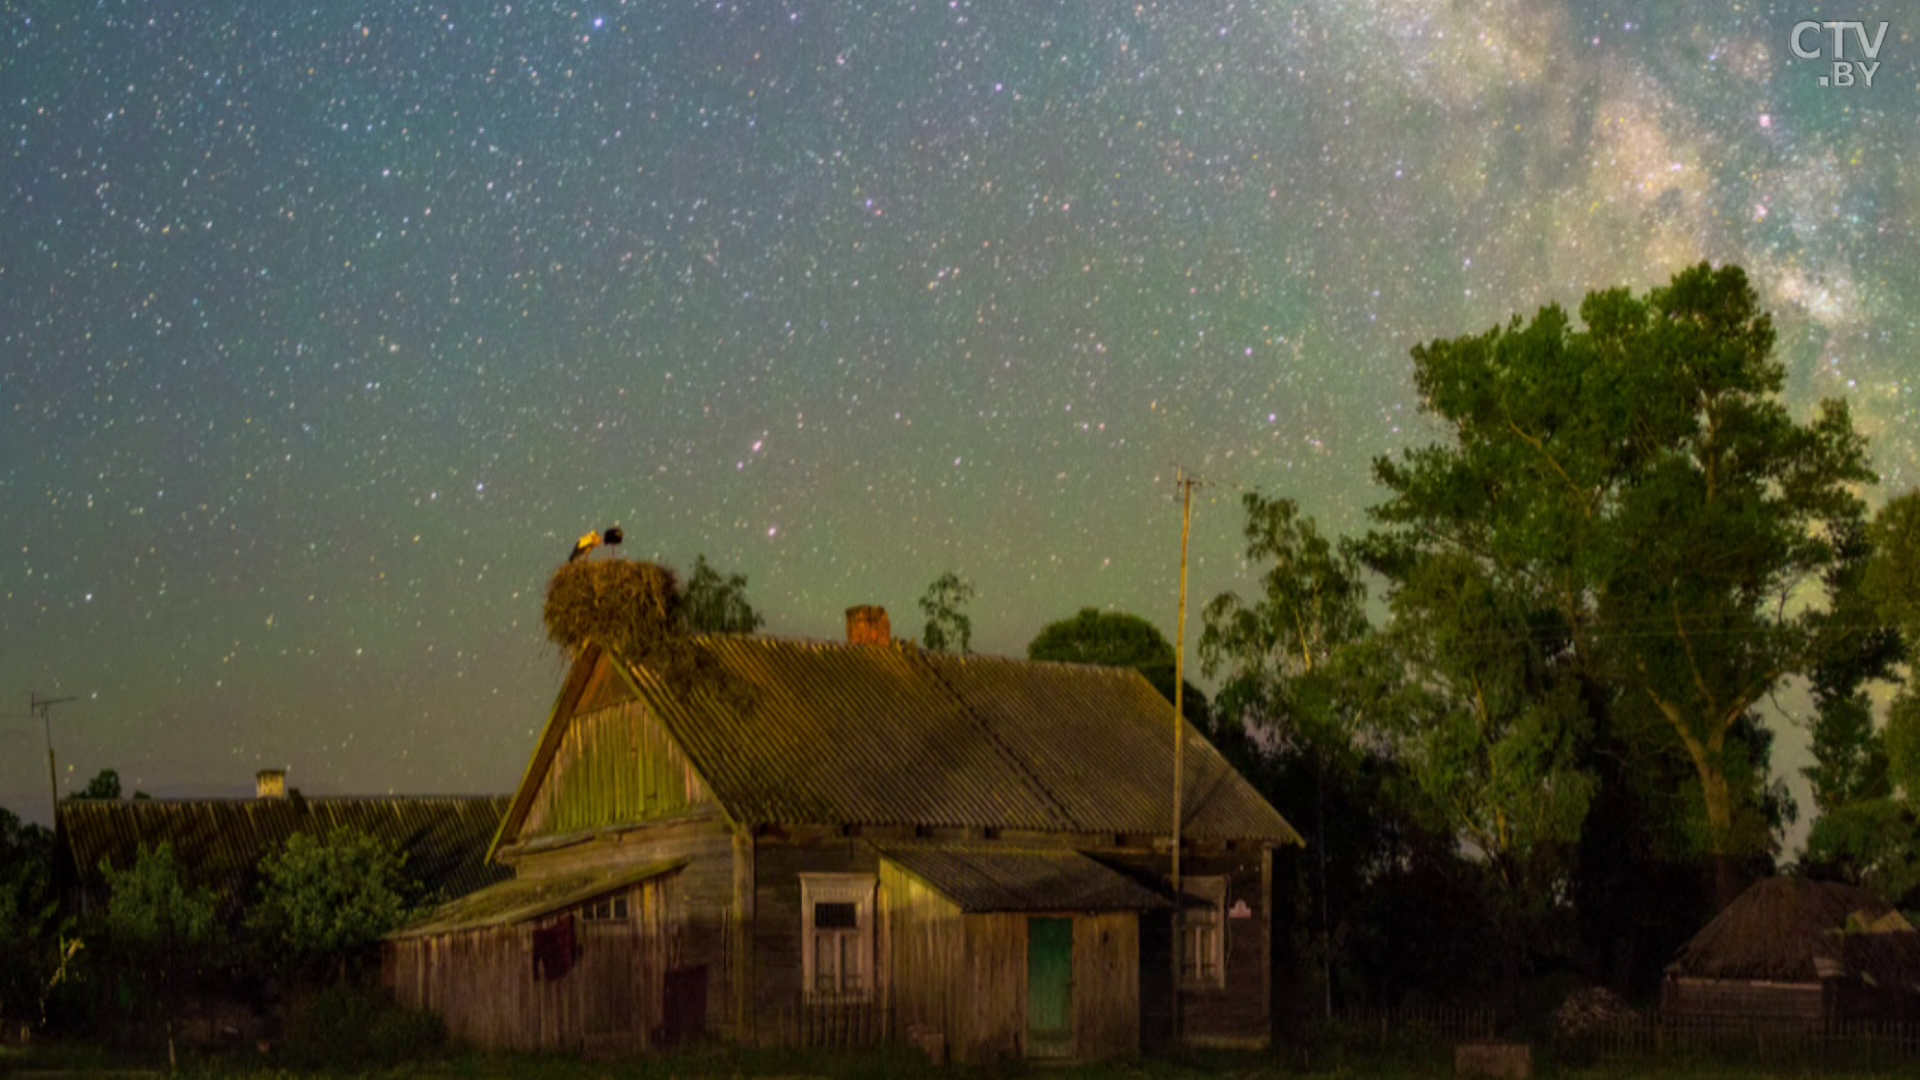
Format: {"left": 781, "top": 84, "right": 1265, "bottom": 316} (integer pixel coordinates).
{"left": 0, "top": 808, "right": 61, "bottom": 1028}
{"left": 1198, "top": 265, "right": 1887, "bottom": 1006}
{"left": 100, "top": 842, "right": 220, "bottom": 1059}
{"left": 75, "top": 769, "right": 121, "bottom": 800}
{"left": 1201, "top": 494, "right": 1370, "bottom": 748}
{"left": 1029, "top": 607, "right": 1207, "bottom": 722}
{"left": 1029, "top": 608, "right": 1173, "bottom": 669}
{"left": 102, "top": 843, "right": 218, "bottom": 952}
{"left": 1370, "top": 552, "right": 1595, "bottom": 989}
{"left": 250, "top": 827, "right": 417, "bottom": 979}
{"left": 1366, "top": 262, "right": 1871, "bottom": 904}
{"left": 1802, "top": 490, "right": 1920, "bottom": 907}
{"left": 919, "top": 571, "right": 975, "bottom": 654}
{"left": 680, "top": 554, "right": 766, "bottom": 634}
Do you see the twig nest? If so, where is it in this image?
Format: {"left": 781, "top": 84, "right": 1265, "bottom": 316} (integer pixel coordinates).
{"left": 543, "top": 558, "right": 682, "bottom": 662}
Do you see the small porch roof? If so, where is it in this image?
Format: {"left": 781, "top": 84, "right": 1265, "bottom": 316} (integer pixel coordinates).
{"left": 877, "top": 843, "right": 1171, "bottom": 914}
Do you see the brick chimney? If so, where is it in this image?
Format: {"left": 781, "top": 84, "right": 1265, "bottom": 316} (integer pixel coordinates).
{"left": 256, "top": 768, "right": 287, "bottom": 800}
{"left": 845, "top": 605, "right": 891, "bottom": 646}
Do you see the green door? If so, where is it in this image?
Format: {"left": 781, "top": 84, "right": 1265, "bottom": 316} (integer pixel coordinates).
{"left": 1027, "top": 917, "right": 1074, "bottom": 1057}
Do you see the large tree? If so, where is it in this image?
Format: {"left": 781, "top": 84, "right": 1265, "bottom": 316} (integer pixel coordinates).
{"left": 1368, "top": 263, "right": 1873, "bottom": 905}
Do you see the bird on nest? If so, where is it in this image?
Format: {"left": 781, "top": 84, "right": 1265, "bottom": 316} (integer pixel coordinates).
{"left": 568, "top": 525, "right": 625, "bottom": 562}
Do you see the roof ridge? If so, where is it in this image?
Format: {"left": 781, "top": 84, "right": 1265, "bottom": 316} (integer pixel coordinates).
{"left": 59, "top": 793, "right": 508, "bottom": 807}
{"left": 911, "top": 649, "right": 1078, "bottom": 832}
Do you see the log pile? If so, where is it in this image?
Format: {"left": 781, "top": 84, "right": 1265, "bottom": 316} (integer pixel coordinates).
{"left": 1552, "top": 987, "right": 1639, "bottom": 1037}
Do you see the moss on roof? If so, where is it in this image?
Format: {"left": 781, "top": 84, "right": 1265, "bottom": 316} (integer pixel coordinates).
{"left": 392, "top": 857, "right": 687, "bottom": 938}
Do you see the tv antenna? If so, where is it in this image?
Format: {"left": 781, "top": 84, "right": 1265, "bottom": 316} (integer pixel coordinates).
{"left": 30, "top": 693, "right": 78, "bottom": 821}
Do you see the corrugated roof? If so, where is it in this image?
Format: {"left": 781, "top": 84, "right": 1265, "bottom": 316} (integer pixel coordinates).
{"left": 1668, "top": 876, "right": 1920, "bottom": 985}
{"left": 499, "top": 636, "right": 1299, "bottom": 846}
{"left": 877, "top": 843, "right": 1172, "bottom": 913}
{"left": 60, "top": 795, "right": 510, "bottom": 907}
{"left": 392, "top": 857, "right": 686, "bottom": 938}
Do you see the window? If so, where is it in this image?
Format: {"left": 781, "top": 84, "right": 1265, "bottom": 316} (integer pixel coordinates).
{"left": 581, "top": 892, "right": 631, "bottom": 922}
{"left": 801, "top": 874, "right": 876, "bottom": 1002}
{"left": 1179, "top": 877, "right": 1227, "bottom": 988}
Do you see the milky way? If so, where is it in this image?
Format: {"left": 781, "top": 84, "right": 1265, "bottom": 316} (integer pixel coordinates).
{"left": 3, "top": 1, "right": 1915, "bottom": 817}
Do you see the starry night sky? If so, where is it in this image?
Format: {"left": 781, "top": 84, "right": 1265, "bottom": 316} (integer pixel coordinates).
{"left": 3, "top": 2, "right": 1915, "bottom": 825}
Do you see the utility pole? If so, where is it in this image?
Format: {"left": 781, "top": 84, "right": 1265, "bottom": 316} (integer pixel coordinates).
{"left": 1169, "top": 466, "right": 1199, "bottom": 1047}
{"left": 30, "top": 692, "right": 76, "bottom": 822}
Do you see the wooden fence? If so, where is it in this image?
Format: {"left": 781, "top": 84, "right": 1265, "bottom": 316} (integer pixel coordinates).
{"left": 759, "top": 1001, "right": 895, "bottom": 1049}
{"left": 1326, "top": 1008, "right": 1920, "bottom": 1066}
{"left": 1331, "top": 1006, "right": 1499, "bottom": 1046}
{"left": 1556, "top": 1016, "right": 1920, "bottom": 1064}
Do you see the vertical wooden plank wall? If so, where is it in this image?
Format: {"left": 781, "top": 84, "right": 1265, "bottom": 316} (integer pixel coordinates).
{"left": 961, "top": 913, "right": 1028, "bottom": 1063}
{"left": 1072, "top": 913, "right": 1141, "bottom": 1060}
{"left": 384, "top": 877, "right": 674, "bottom": 1052}
{"left": 507, "top": 821, "right": 739, "bottom": 1038}
{"left": 750, "top": 834, "right": 880, "bottom": 1020}
{"left": 879, "top": 862, "right": 964, "bottom": 1051}
{"left": 521, "top": 703, "right": 712, "bottom": 838}
{"left": 1177, "top": 850, "right": 1271, "bottom": 1046}
{"left": 732, "top": 827, "right": 755, "bottom": 1040}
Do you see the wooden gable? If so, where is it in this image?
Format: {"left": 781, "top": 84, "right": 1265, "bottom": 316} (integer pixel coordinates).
{"left": 520, "top": 699, "right": 714, "bottom": 839}
{"left": 493, "top": 648, "right": 721, "bottom": 856}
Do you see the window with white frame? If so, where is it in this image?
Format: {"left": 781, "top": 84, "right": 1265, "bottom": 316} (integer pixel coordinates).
{"left": 801, "top": 874, "right": 876, "bottom": 1001}
{"left": 1179, "top": 877, "right": 1227, "bottom": 988}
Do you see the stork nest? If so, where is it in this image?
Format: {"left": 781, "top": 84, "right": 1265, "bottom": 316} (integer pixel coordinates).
{"left": 542, "top": 557, "right": 748, "bottom": 708}
{"left": 544, "top": 557, "right": 682, "bottom": 659}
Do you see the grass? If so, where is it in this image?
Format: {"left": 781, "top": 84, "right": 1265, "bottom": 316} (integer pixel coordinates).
{"left": 8, "top": 1040, "right": 1920, "bottom": 1080}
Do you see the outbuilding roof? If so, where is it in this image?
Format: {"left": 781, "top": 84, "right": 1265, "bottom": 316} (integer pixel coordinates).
{"left": 60, "top": 794, "right": 510, "bottom": 907}
{"left": 1667, "top": 876, "right": 1920, "bottom": 988}
{"left": 391, "top": 857, "right": 687, "bottom": 938}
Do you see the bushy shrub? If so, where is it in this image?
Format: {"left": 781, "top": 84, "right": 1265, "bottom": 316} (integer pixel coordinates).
{"left": 279, "top": 984, "right": 444, "bottom": 1069}
{"left": 250, "top": 827, "right": 415, "bottom": 981}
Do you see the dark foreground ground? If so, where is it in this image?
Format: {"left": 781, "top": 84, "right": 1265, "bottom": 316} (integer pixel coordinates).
{"left": 7, "top": 1042, "right": 1920, "bottom": 1080}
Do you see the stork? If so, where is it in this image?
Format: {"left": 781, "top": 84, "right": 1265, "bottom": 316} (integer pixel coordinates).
{"left": 567, "top": 525, "right": 625, "bottom": 562}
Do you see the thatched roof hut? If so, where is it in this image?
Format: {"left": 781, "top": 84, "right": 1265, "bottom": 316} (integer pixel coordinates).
{"left": 1663, "top": 876, "right": 1920, "bottom": 1024}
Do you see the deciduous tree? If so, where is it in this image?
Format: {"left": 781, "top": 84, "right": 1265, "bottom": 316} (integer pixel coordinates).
{"left": 101, "top": 842, "right": 219, "bottom": 1066}
{"left": 680, "top": 554, "right": 765, "bottom": 635}
{"left": 1368, "top": 263, "right": 1872, "bottom": 905}
{"left": 919, "top": 571, "right": 975, "bottom": 654}
{"left": 250, "top": 827, "right": 416, "bottom": 982}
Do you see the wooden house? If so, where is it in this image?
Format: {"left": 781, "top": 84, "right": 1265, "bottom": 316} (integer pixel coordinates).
{"left": 384, "top": 606, "right": 1302, "bottom": 1062}
{"left": 1663, "top": 876, "right": 1920, "bottom": 1025}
